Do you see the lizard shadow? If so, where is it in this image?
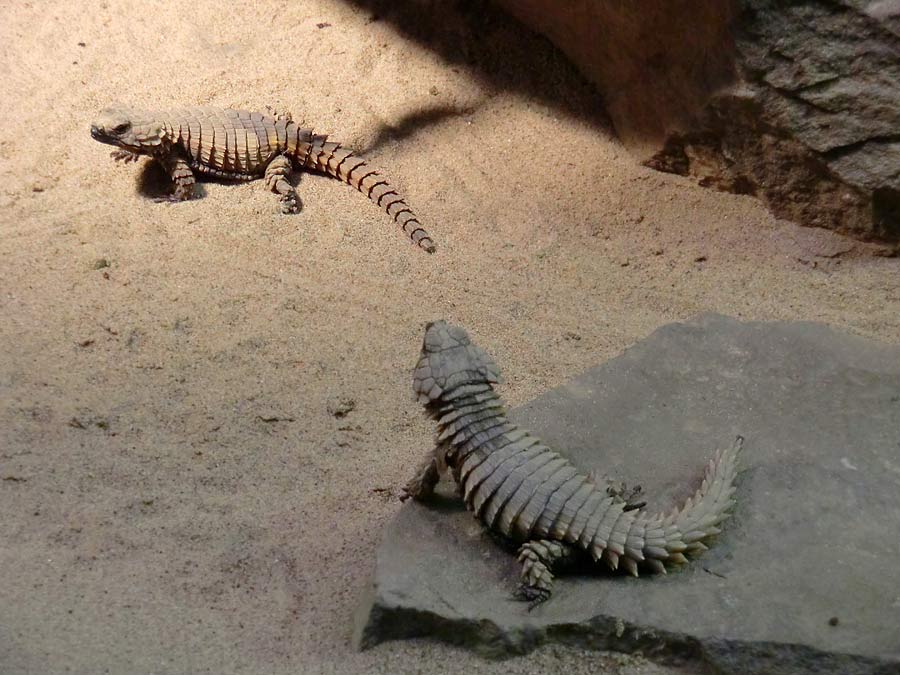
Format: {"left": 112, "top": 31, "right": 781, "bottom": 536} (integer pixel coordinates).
{"left": 136, "top": 159, "right": 281, "bottom": 202}
{"left": 340, "top": 0, "right": 613, "bottom": 141}
{"left": 135, "top": 160, "right": 207, "bottom": 201}
{"left": 356, "top": 104, "right": 477, "bottom": 155}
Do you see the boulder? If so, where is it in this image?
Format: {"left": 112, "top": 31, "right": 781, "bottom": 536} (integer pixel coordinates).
{"left": 493, "top": 1, "right": 900, "bottom": 245}
{"left": 355, "top": 314, "right": 900, "bottom": 674}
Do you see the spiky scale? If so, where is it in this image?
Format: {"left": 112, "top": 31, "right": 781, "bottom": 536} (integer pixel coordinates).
{"left": 548, "top": 481, "right": 594, "bottom": 539}
{"left": 604, "top": 549, "right": 619, "bottom": 571}
{"left": 439, "top": 410, "right": 505, "bottom": 443}
{"left": 533, "top": 474, "right": 586, "bottom": 537}
{"left": 471, "top": 445, "right": 545, "bottom": 516}
{"left": 624, "top": 518, "right": 647, "bottom": 562}
{"left": 461, "top": 439, "right": 523, "bottom": 498}
{"left": 588, "top": 499, "right": 624, "bottom": 557}
{"left": 464, "top": 436, "right": 539, "bottom": 505}
{"left": 564, "top": 491, "right": 608, "bottom": 544}
{"left": 645, "top": 559, "right": 667, "bottom": 574}
{"left": 441, "top": 384, "right": 494, "bottom": 402}
{"left": 457, "top": 428, "right": 528, "bottom": 476}
{"left": 437, "top": 391, "right": 500, "bottom": 413}
{"left": 621, "top": 556, "right": 639, "bottom": 577}
{"left": 515, "top": 465, "right": 578, "bottom": 539}
{"left": 437, "top": 398, "right": 503, "bottom": 426}
{"left": 608, "top": 509, "right": 636, "bottom": 556}
{"left": 578, "top": 496, "right": 617, "bottom": 549}
{"left": 454, "top": 423, "right": 518, "bottom": 462}
{"left": 489, "top": 451, "right": 560, "bottom": 534}
{"left": 457, "top": 445, "right": 493, "bottom": 483}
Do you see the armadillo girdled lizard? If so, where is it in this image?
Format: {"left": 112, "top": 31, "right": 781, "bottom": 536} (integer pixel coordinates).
{"left": 403, "top": 321, "right": 742, "bottom": 605}
{"left": 90, "top": 106, "right": 435, "bottom": 253}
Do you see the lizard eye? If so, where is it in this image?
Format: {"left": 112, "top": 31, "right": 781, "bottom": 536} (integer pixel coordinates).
{"left": 112, "top": 123, "right": 129, "bottom": 134}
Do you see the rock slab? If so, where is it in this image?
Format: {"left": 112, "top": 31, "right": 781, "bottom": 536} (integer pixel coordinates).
{"left": 355, "top": 314, "right": 900, "bottom": 674}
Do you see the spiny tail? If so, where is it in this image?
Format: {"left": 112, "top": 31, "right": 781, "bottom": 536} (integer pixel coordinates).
{"left": 617, "top": 436, "right": 743, "bottom": 576}
{"left": 300, "top": 133, "right": 436, "bottom": 253}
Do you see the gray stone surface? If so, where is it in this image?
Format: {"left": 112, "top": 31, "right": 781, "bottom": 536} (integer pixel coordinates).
{"left": 355, "top": 314, "right": 900, "bottom": 673}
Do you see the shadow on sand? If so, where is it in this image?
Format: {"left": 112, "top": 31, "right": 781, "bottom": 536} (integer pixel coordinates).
{"left": 340, "top": 0, "right": 613, "bottom": 148}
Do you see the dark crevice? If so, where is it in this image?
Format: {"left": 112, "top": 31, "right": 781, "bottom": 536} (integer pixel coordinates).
{"left": 821, "top": 134, "right": 900, "bottom": 160}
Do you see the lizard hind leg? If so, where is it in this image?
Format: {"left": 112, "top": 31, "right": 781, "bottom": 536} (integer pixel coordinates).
{"left": 265, "top": 154, "right": 301, "bottom": 214}
{"left": 515, "top": 539, "right": 579, "bottom": 609}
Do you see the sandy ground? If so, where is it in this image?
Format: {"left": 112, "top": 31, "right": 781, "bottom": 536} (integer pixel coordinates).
{"left": 1, "top": 1, "right": 898, "bottom": 674}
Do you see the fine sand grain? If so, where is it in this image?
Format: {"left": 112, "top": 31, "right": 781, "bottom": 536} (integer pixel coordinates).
{"left": 1, "top": 1, "right": 898, "bottom": 674}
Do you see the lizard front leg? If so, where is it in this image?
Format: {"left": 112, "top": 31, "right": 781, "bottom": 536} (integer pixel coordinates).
{"left": 403, "top": 441, "right": 453, "bottom": 502}
{"left": 400, "top": 444, "right": 448, "bottom": 502}
{"left": 265, "top": 155, "right": 301, "bottom": 214}
{"left": 159, "top": 153, "right": 196, "bottom": 201}
{"left": 516, "top": 539, "right": 579, "bottom": 609}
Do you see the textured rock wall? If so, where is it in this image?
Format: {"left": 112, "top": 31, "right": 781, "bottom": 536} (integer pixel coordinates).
{"left": 494, "top": 0, "right": 900, "bottom": 244}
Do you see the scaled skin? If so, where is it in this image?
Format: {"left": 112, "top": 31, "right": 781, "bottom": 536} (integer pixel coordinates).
{"left": 404, "top": 320, "right": 742, "bottom": 606}
{"left": 90, "top": 106, "right": 436, "bottom": 253}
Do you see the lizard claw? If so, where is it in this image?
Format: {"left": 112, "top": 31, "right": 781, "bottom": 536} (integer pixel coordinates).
{"left": 399, "top": 480, "right": 426, "bottom": 503}
{"left": 607, "top": 481, "right": 646, "bottom": 511}
{"left": 279, "top": 194, "right": 302, "bottom": 214}
{"left": 514, "top": 584, "right": 550, "bottom": 611}
{"left": 153, "top": 188, "right": 194, "bottom": 204}
{"left": 110, "top": 150, "right": 140, "bottom": 163}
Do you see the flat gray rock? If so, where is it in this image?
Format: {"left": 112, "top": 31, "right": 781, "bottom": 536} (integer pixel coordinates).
{"left": 354, "top": 314, "right": 900, "bottom": 674}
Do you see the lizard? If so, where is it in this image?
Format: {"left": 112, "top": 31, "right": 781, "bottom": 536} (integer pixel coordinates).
{"left": 402, "top": 320, "right": 742, "bottom": 606}
{"left": 90, "top": 106, "right": 436, "bottom": 253}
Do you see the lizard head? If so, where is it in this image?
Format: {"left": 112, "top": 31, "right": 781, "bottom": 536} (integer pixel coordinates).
{"left": 90, "top": 107, "right": 167, "bottom": 154}
{"left": 413, "top": 321, "right": 501, "bottom": 405}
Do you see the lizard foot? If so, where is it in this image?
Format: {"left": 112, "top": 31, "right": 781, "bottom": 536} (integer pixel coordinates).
{"left": 399, "top": 456, "right": 440, "bottom": 503}
{"left": 606, "top": 481, "right": 646, "bottom": 511}
{"left": 279, "top": 193, "right": 302, "bottom": 214}
{"left": 265, "top": 106, "right": 293, "bottom": 122}
{"left": 110, "top": 149, "right": 140, "bottom": 163}
{"left": 399, "top": 475, "right": 433, "bottom": 502}
{"left": 152, "top": 186, "right": 194, "bottom": 204}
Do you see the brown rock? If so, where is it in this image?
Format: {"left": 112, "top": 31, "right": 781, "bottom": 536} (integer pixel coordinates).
{"left": 494, "top": 0, "right": 900, "bottom": 244}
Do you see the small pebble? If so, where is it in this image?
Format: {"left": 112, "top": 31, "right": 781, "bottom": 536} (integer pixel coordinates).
{"left": 327, "top": 396, "right": 355, "bottom": 418}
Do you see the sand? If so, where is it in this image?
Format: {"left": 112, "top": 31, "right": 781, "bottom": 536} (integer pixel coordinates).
{"left": 0, "top": 1, "right": 897, "bottom": 674}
